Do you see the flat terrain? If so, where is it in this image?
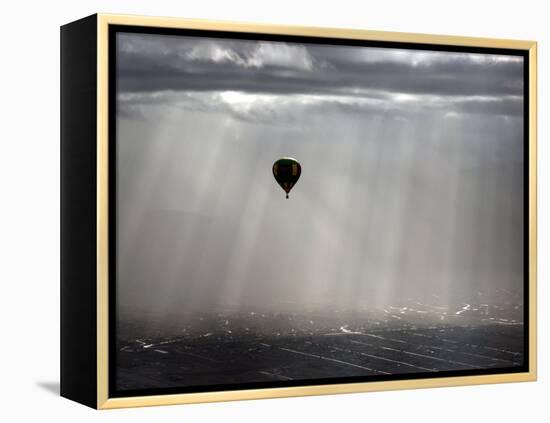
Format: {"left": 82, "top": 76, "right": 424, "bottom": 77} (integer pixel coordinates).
{"left": 116, "top": 321, "right": 524, "bottom": 391}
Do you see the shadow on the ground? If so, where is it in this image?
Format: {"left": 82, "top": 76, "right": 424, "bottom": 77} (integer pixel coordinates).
{"left": 36, "top": 381, "right": 60, "bottom": 396}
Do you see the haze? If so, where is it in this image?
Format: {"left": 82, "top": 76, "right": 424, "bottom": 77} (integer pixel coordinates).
{"left": 115, "top": 32, "right": 524, "bottom": 319}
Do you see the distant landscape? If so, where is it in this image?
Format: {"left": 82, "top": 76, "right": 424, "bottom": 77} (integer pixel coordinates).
{"left": 116, "top": 294, "right": 524, "bottom": 391}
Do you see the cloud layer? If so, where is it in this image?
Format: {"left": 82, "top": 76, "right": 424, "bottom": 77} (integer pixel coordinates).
{"left": 117, "top": 33, "right": 523, "bottom": 95}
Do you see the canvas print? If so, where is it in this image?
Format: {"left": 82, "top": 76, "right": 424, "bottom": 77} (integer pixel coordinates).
{"left": 113, "top": 30, "right": 526, "bottom": 394}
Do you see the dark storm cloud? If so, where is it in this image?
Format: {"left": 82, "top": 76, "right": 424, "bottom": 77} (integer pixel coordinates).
{"left": 116, "top": 33, "right": 523, "bottom": 99}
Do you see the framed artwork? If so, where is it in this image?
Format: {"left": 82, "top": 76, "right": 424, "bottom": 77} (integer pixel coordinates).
{"left": 60, "top": 13, "right": 537, "bottom": 409}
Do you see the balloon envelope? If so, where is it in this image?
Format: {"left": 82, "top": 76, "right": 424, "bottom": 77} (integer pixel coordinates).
{"left": 272, "top": 157, "right": 301, "bottom": 198}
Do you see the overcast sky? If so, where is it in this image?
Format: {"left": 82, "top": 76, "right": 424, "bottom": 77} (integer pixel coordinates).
{"left": 115, "top": 32, "right": 524, "bottom": 317}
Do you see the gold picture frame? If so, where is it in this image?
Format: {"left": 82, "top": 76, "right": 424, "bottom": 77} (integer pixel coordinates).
{"left": 60, "top": 13, "right": 537, "bottom": 409}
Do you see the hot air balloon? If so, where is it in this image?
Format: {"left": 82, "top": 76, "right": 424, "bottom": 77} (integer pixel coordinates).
{"left": 272, "top": 157, "right": 301, "bottom": 199}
